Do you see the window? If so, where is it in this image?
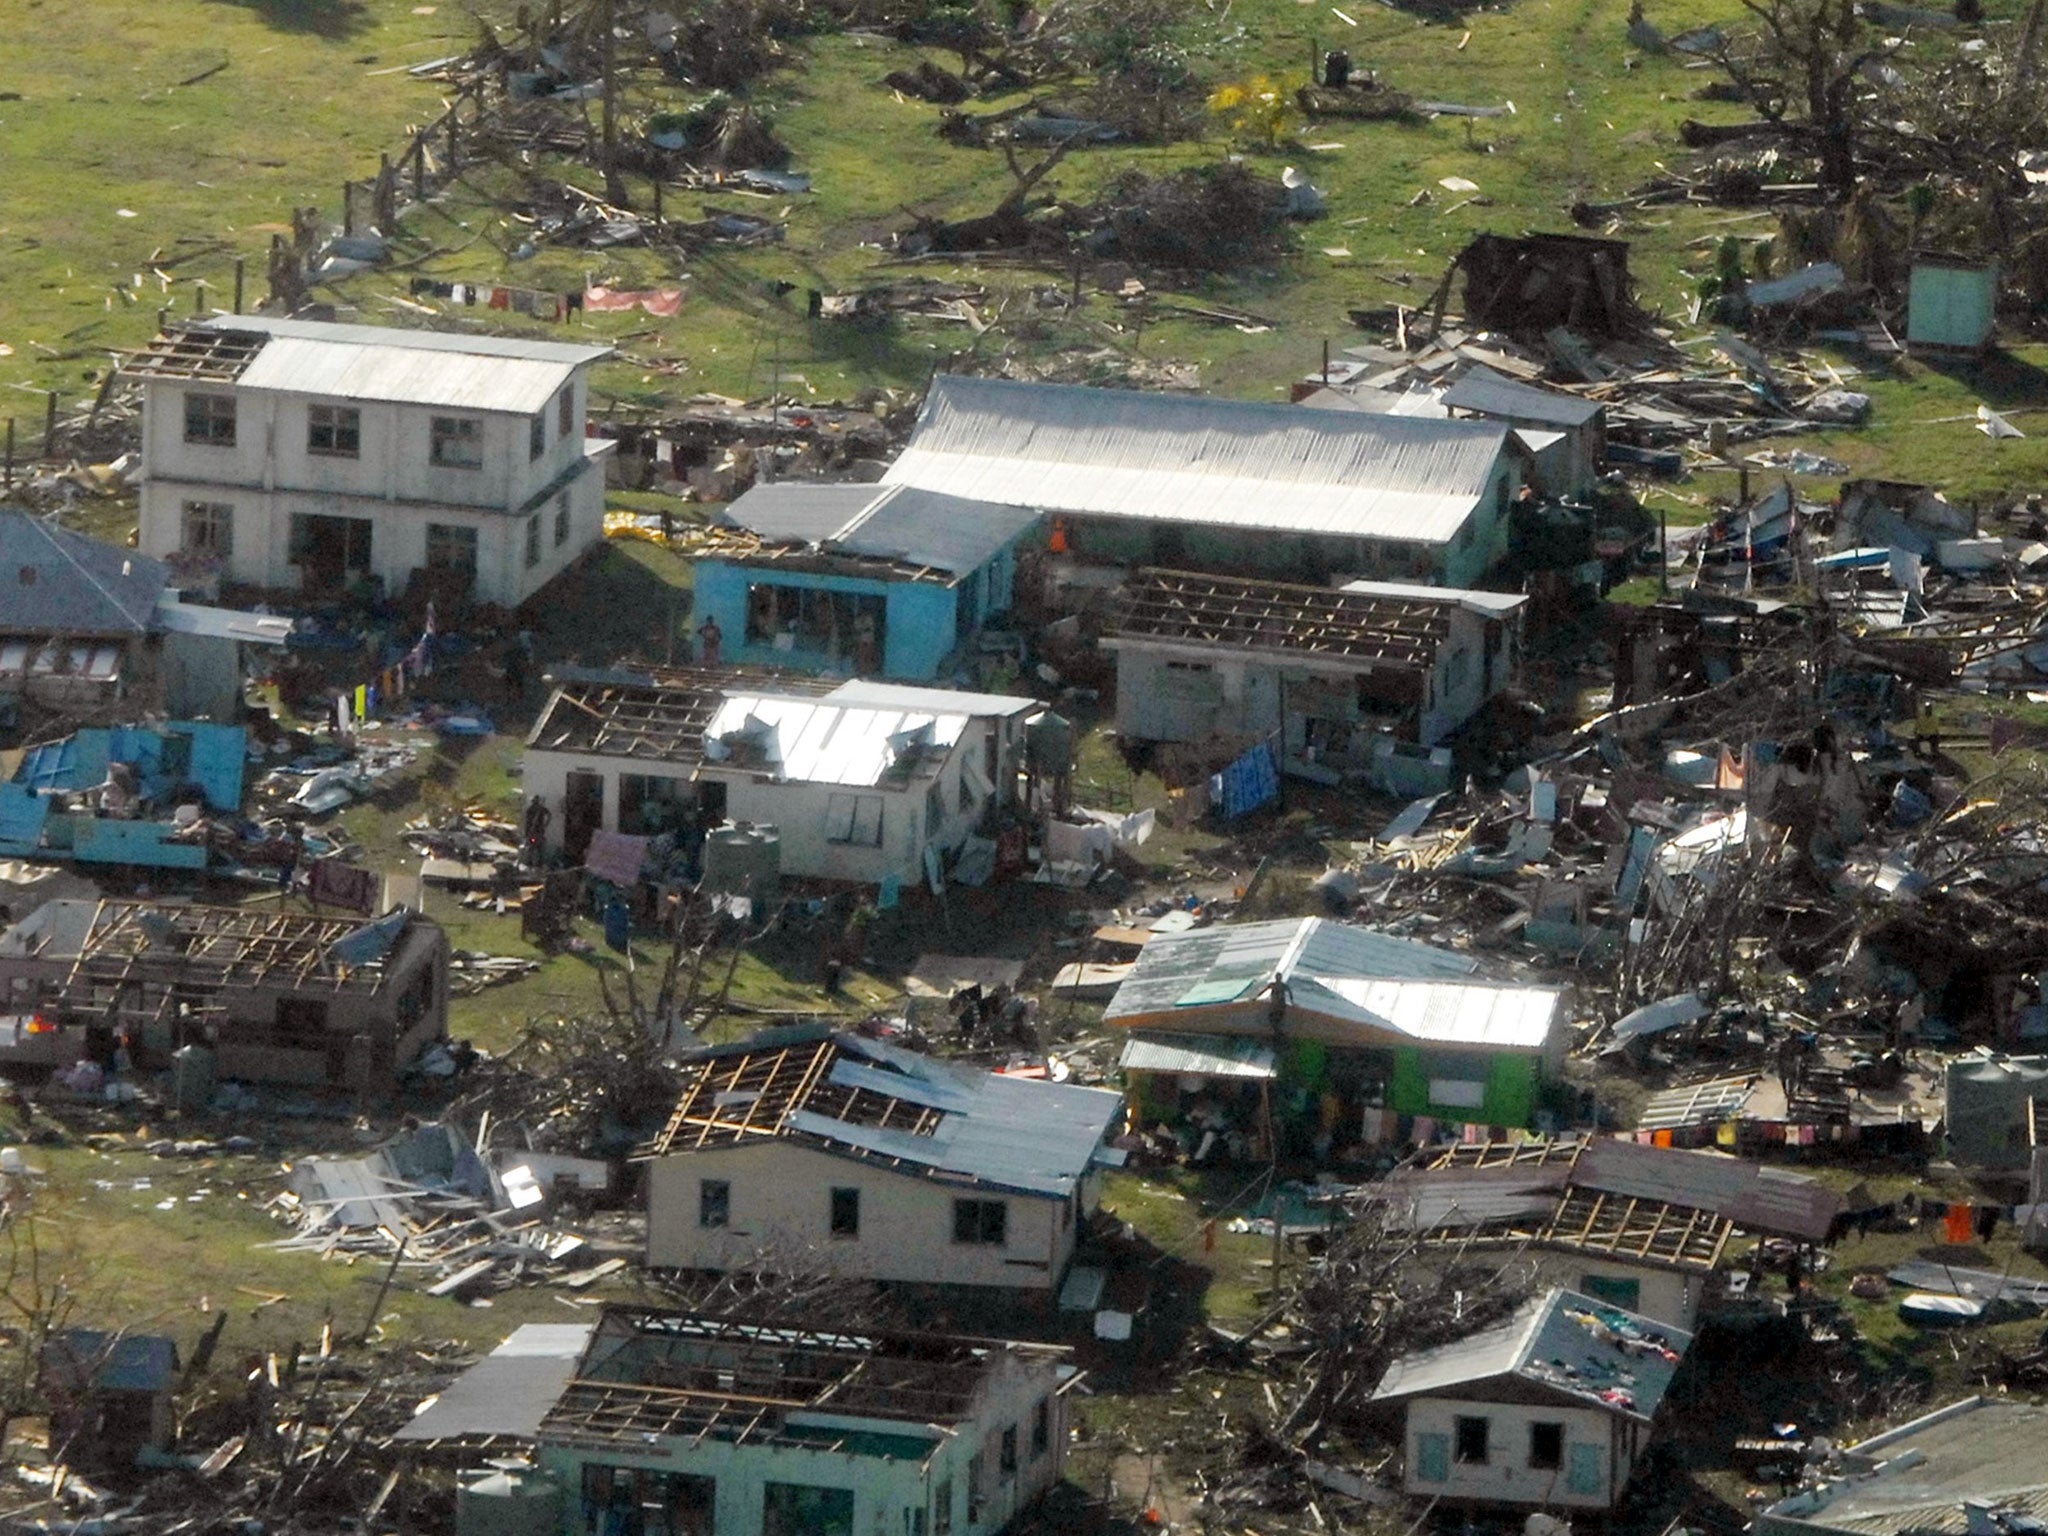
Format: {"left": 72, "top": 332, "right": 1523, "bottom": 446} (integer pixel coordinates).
{"left": 1454, "top": 1415, "right": 1490, "bottom": 1465}
{"left": 425, "top": 523, "right": 477, "bottom": 578}
{"left": 742, "top": 583, "right": 886, "bottom": 666}
{"left": 580, "top": 1466, "right": 715, "bottom": 1536}
{"left": 958, "top": 775, "right": 976, "bottom": 816}
{"left": 524, "top": 513, "right": 541, "bottom": 568}
{"left": 180, "top": 501, "right": 233, "bottom": 558}
{"left": 529, "top": 413, "right": 546, "bottom": 461}
{"left": 1414, "top": 1432, "right": 1449, "bottom": 1484}
{"left": 272, "top": 997, "right": 330, "bottom": 1052}
{"left": 830, "top": 1186, "right": 860, "bottom": 1239}
{"left": 555, "top": 491, "right": 571, "bottom": 546}
{"left": 183, "top": 392, "right": 236, "bottom": 446}
{"left": 1581, "top": 1273, "right": 1641, "bottom": 1310}
{"left": 1031, "top": 1399, "right": 1050, "bottom": 1460}
{"left": 558, "top": 386, "right": 575, "bottom": 437}
{"left": 288, "top": 513, "right": 371, "bottom": 573}
{"left": 999, "top": 1425, "right": 1018, "bottom": 1477}
{"left": 952, "top": 1198, "right": 1006, "bottom": 1247}
{"left": 1529, "top": 1421, "right": 1564, "bottom": 1471}
{"left": 618, "top": 774, "right": 690, "bottom": 837}
{"left": 429, "top": 415, "right": 482, "bottom": 468}
{"left": 762, "top": 1483, "right": 853, "bottom": 1536}
{"left": 932, "top": 1480, "right": 953, "bottom": 1536}
{"left": 966, "top": 1454, "right": 987, "bottom": 1525}
{"left": 825, "top": 793, "right": 884, "bottom": 848}
{"left": 698, "top": 1178, "right": 730, "bottom": 1229}
{"left": 307, "top": 404, "right": 360, "bottom": 457}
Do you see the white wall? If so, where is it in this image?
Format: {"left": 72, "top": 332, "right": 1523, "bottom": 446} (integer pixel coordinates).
{"left": 534, "top": 1349, "right": 1066, "bottom": 1536}
{"left": 1404, "top": 1396, "right": 1627, "bottom": 1511}
{"left": 138, "top": 375, "right": 607, "bottom": 607}
{"left": 645, "top": 1139, "right": 1078, "bottom": 1291}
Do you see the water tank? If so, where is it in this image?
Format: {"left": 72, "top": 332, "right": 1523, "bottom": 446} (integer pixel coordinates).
{"left": 171, "top": 1045, "right": 216, "bottom": 1114}
{"left": 456, "top": 1468, "right": 563, "bottom": 1536}
{"left": 1026, "top": 712, "right": 1075, "bottom": 776}
{"left": 701, "top": 820, "right": 782, "bottom": 905}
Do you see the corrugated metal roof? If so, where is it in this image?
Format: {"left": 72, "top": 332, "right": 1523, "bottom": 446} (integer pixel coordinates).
{"left": 153, "top": 598, "right": 295, "bottom": 644}
{"left": 1573, "top": 1139, "right": 1841, "bottom": 1242}
{"left": 1301, "top": 976, "right": 1561, "bottom": 1049}
{"left": 236, "top": 335, "right": 582, "bottom": 415}
{"left": 719, "top": 483, "right": 1041, "bottom": 577}
{"left": 196, "top": 314, "right": 611, "bottom": 366}
{"left": 825, "top": 678, "right": 1038, "bottom": 718}
{"left": 1118, "top": 1032, "right": 1277, "bottom": 1079}
{"left": 701, "top": 691, "right": 970, "bottom": 787}
{"left": 393, "top": 1323, "right": 593, "bottom": 1442}
{"left": 884, "top": 375, "right": 1511, "bottom": 545}
{"left": 1337, "top": 577, "right": 1527, "bottom": 618}
{"left": 0, "top": 511, "right": 167, "bottom": 635}
{"left": 1103, "top": 917, "right": 1477, "bottom": 1022}
{"left": 1441, "top": 365, "right": 1605, "bottom": 428}
{"left": 1373, "top": 1287, "right": 1690, "bottom": 1423}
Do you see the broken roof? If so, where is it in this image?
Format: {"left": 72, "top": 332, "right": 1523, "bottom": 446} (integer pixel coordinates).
{"left": 1440, "top": 364, "right": 1606, "bottom": 429}
{"left": 1104, "top": 568, "right": 1453, "bottom": 670}
{"left": 1417, "top": 1135, "right": 1842, "bottom": 1244}
{"left": 714, "top": 482, "right": 1040, "bottom": 580}
{"left": 883, "top": 375, "right": 1511, "bottom": 547}
{"left": 536, "top": 1304, "right": 1071, "bottom": 1453}
{"left": 646, "top": 1026, "right": 1122, "bottom": 1199}
{"left": 1759, "top": 1397, "right": 2048, "bottom": 1536}
{"left": 125, "top": 317, "right": 611, "bottom": 415}
{"left": 525, "top": 666, "right": 750, "bottom": 765}
{"left": 0, "top": 511, "right": 169, "bottom": 636}
{"left": 44, "top": 1330, "right": 179, "bottom": 1396}
{"left": 1372, "top": 1287, "right": 1690, "bottom": 1424}
{"left": 1338, "top": 577, "right": 1529, "bottom": 619}
{"left": 700, "top": 686, "right": 1010, "bottom": 788}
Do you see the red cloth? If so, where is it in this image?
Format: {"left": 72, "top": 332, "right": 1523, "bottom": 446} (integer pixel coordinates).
{"left": 583, "top": 286, "right": 683, "bottom": 317}
{"left": 1944, "top": 1203, "right": 1975, "bottom": 1244}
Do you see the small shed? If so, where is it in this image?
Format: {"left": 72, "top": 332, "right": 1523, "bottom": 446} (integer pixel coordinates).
{"left": 1907, "top": 255, "right": 1997, "bottom": 353}
{"left": 1439, "top": 366, "right": 1607, "bottom": 499}
{"left": 43, "top": 1329, "right": 180, "bottom": 1470}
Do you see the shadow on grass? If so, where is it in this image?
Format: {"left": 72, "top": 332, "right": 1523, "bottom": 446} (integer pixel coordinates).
{"left": 206, "top": 0, "right": 374, "bottom": 38}
{"left": 1917, "top": 347, "right": 2048, "bottom": 413}
{"left": 530, "top": 545, "right": 694, "bottom": 672}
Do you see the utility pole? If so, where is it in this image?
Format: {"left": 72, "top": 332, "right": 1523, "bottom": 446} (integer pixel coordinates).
{"left": 601, "top": 0, "right": 626, "bottom": 206}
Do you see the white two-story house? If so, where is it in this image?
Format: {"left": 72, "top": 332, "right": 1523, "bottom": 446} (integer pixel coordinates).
{"left": 125, "top": 317, "right": 614, "bottom": 609}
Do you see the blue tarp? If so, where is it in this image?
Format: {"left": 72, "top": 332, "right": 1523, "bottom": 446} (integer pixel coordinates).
{"left": 1211, "top": 741, "right": 1280, "bottom": 820}
{"left": 13, "top": 723, "right": 243, "bottom": 813}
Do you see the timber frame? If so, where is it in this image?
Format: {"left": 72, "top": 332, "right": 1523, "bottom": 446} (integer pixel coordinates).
{"left": 1107, "top": 567, "right": 1452, "bottom": 669}
{"left": 120, "top": 324, "right": 268, "bottom": 384}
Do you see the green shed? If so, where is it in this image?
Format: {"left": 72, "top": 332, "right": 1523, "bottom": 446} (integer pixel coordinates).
{"left": 1907, "top": 255, "right": 1997, "bottom": 353}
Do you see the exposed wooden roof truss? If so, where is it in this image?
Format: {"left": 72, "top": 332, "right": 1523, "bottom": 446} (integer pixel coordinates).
{"left": 120, "top": 324, "right": 268, "bottom": 383}
{"left": 1108, "top": 567, "right": 1450, "bottom": 668}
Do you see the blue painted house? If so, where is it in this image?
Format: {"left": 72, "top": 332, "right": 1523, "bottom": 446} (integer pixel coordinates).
{"left": 691, "top": 484, "right": 1039, "bottom": 681}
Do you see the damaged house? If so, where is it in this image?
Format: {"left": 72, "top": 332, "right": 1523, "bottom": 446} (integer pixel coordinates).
{"left": 881, "top": 375, "right": 1522, "bottom": 589}
{"left": 0, "top": 719, "right": 249, "bottom": 870}
{"left": 690, "top": 483, "right": 1039, "bottom": 681}
{"left": 1105, "top": 917, "right": 1565, "bottom": 1139}
{"left": 1100, "top": 567, "right": 1526, "bottom": 753}
{"left": 0, "top": 509, "right": 290, "bottom": 722}
{"left": 1383, "top": 1135, "right": 1844, "bottom": 1330}
{"left": 124, "top": 317, "right": 614, "bottom": 608}
{"left": 0, "top": 899, "right": 448, "bottom": 1095}
{"left": 641, "top": 1025, "right": 1123, "bottom": 1292}
{"left": 408, "top": 1304, "right": 1078, "bottom": 1536}
{"left": 523, "top": 669, "right": 1035, "bottom": 885}
{"left": 1371, "top": 1287, "right": 1690, "bottom": 1514}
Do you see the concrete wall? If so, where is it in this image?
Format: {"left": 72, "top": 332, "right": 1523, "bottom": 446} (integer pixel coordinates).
{"left": 534, "top": 1351, "right": 1066, "bottom": 1536}
{"left": 521, "top": 747, "right": 703, "bottom": 853}
{"left": 1403, "top": 1396, "right": 1629, "bottom": 1511}
{"left": 690, "top": 546, "right": 1020, "bottom": 683}
{"left": 698, "top": 724, "right": 994, "bottom": 887}
{"left": 645, "top": 1139, "right": 1079, "bottom": 1291}
{"left": 159, "top": 630, "right": 244, "bottom": 721}
{"left": 138, "top": 377, "right": 607, "bottom": 607}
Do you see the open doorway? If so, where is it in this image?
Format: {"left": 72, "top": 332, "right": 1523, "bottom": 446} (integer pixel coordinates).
{"left": 289, "top": 514, "right": 373, "bottom": 595}
{"left": 563, "top": 770, "right": 604, "bottom": 861}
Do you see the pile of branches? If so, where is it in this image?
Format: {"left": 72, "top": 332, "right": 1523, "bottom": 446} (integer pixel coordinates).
{"left": 448, "top": 1010, "right": 684, "bottom": 1154}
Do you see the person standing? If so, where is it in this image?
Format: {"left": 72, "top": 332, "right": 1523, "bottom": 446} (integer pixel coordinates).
{"left": 696, "top": 615, "right": 724, "bottom": 666}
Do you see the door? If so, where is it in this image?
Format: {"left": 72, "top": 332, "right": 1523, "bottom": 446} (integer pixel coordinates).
{"left": 1566, "top": 1442, "right": 1604, "bottom": 1499}
{"left": 564, "top": 770, "right": 604, "bottom": 861}
{"left": 1414, "top": 1431, "right": 1449, "bottom": 1484}
{"left": 291, "top": 514, "right": 372, "bottom": 594}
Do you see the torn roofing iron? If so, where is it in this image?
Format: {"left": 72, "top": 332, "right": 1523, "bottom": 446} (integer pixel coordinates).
{"left": 883, "top": 374, "right": 1510, "bottom": 545}
{"left": 646, "top": 1027, "right": 1122, "bottom": 1198}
